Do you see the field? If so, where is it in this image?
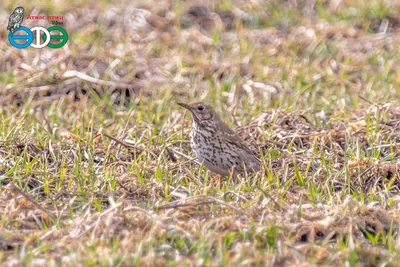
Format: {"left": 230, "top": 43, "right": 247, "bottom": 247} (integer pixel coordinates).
{"left": 2, "top": 0, "right": 400, "bottom": 265}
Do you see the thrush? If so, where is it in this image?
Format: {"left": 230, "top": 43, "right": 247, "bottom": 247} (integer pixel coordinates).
{"left": 178, "top": 102, "right": 261, "bottom": 176}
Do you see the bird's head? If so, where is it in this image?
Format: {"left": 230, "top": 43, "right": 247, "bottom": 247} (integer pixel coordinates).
{"left": 178, "top": 102, "right": 218, "bottom": 124}
{"left": 14, "top": 7, "right": 24, "bottom": 14}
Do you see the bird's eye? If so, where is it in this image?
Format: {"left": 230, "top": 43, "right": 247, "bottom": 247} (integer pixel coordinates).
{"left": 197, "top": 105, "right": 204, "bottom": 111}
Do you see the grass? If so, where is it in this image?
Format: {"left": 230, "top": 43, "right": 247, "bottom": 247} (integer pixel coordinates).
{"left": 1, "top": 0, "right": 400, "bottom": 265}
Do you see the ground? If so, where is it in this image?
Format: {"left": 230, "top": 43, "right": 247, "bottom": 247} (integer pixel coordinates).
{"left": 1, "top": 0, "right": 400, "bottom": 266}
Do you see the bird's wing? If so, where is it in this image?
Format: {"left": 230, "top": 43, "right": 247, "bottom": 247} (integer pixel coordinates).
{"left": 217, "top": 121, "right": 260, "bottom": 161}
{"left": 8, "top": 14, "right": 21, "bottom": 25}
{"left": 7, "top": 15, "right": 14, "bottom": 27}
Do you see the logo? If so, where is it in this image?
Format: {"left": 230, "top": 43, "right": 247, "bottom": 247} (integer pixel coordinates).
{"left": 7, "top": 6, "right": 68, "bottom": 49}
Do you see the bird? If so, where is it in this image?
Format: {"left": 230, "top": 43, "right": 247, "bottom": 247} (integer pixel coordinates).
{"left": 178, "top": 102, "right": 261, "bottom": 177}
{"left": 7, "top": 7, "right": 24, "bottom": 32}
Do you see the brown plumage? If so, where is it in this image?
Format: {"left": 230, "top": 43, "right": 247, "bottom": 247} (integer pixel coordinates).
{"left": 178, "top": 102, "right": 260, "bottom": 176}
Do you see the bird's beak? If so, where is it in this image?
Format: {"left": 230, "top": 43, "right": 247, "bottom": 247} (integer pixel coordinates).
{"left": 178, "top": 102, "right": 201, "bottom": 123}
{"left": 177, "top": 103, "right": 192, "bottom": 110}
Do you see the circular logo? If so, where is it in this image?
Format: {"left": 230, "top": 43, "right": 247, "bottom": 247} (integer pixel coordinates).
{"left": 8, "top": 26, "right": 33, "bottom": 49}
{"left": 42, "top": 26, "right": 69, "bottom": 49}
{"left": 30, "top": 27, "right": 51, "bottom": 48}
{"left": 8, "top": 26, "right": 68, "bottom": 49}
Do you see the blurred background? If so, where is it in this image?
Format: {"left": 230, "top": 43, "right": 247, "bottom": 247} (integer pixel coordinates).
{"left": 1, "top": 0, "right": 399, "bottom": 114}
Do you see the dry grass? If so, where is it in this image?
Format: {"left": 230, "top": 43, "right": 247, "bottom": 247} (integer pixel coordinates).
{"left": 2, "top": 0, "right": 400, "bottom": 265}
